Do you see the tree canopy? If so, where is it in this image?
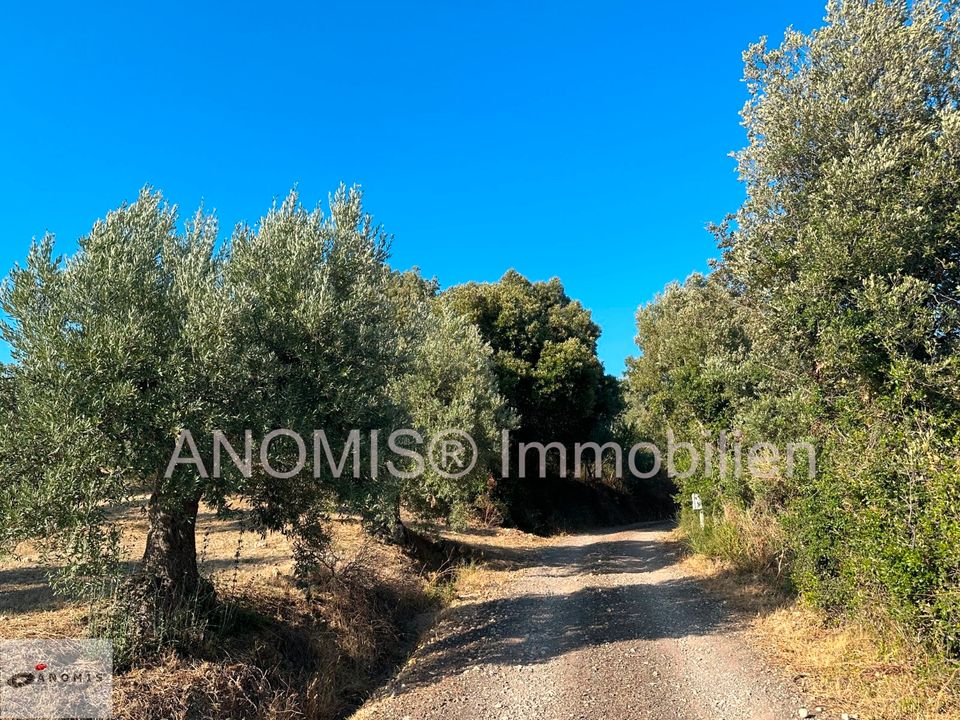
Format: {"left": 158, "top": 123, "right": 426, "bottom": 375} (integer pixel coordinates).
{"left": 625, "top": 0, "right": 960, "bottom": 656}
{"left": 443, "top": 270, "right": 616, "bottom": 448}
{"left": 443, "top": 270, "right": 623, "bottom": 528}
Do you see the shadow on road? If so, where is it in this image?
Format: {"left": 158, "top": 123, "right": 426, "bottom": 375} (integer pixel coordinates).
{"left": 384, "top": 527, "right": 788, "bottom": 697}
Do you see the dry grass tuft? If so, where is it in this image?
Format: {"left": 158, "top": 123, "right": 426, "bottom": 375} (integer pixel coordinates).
{"left": 754, "top": 605, "right": 960, "bottom": 720}
{"left": 450, "top": 561, "right": 506, "bottom": 602}
{"left": 674, "top": 528, "right": 960, "bottom": 720}
{"left": 107, "top": 521, "right": 449, "bottom": 720}
{"left": 679, "top": 502, "right": 790, "bottom": 577}
{"left": 116, "top": 652, "right": 326, "bottom": 720}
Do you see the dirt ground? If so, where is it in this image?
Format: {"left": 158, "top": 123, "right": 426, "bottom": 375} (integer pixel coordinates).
{"left": 0, "top": 498, "right": 298, "bottom": 638}
{"left": 353, "top": 522, "right": 811, "bottom": 720}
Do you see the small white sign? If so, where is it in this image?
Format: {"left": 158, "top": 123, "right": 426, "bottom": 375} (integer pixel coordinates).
{"left": 691, "top": 493, "right": 702, "bottom": 511}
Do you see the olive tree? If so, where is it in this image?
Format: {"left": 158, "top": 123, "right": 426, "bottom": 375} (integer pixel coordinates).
{"left": 0, "top": 186, "right": 407, "bottom": 625}
{"left": 626, "top": 0, "right": 960, "bottom": 653}
{"left": 387, "top": 271, "right": 513, "bottom": 536}
{"left": 225, "top": 186, "right": 406, "bottom": 541}
{"left": 725, "top": 0, "right": 960, "bottom": 642}
{"left": 0, "top": 191, "right": 234, "bottom": 605}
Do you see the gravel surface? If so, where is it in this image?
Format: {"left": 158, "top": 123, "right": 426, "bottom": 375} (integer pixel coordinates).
{"left": 353, "top": 522, "right": 806, "bottom": 720}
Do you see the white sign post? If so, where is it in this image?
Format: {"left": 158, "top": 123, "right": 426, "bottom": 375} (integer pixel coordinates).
{"left": 691, "top": 493, "right": 704, "bottom": 529}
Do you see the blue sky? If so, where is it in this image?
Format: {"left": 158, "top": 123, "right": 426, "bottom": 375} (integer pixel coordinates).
{"left": 0, "top": 1, "right": 826, "bottom": 375}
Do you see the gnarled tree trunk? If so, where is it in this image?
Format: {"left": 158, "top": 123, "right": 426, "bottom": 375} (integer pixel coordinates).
{"left": 141, "top": 491, "right": 202, "bottom": 599}
{"left": 118, "top": 491, "right": 212, "bottom": 664}
{"left": 379, "top": 495, "right": 408, "bottom": 545}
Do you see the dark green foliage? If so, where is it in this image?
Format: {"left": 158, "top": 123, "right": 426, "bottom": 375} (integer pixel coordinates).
{"left": 443, "top": 270, "right": 614, "bottom": 447}
{"left": 443, "top": 270, "right": 628, "bottom": 529}
{"left": 625, "top": 0, "right": 960, "bottom": 656}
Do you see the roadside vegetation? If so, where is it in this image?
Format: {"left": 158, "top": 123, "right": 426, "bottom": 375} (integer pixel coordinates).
{"left": 2, "top": 499, "right": 466, "bottom": 719}
{"left": 625, "top": 0, "right": 960, "bottom": 714}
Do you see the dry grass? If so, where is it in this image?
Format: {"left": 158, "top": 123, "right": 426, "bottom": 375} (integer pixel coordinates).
{"left": 449, "top": 561, "right": 509, "bottom": 605}
{"left": 754, "top": 604, "right": 960, "bottom": 720}
{"left": 674, "top": 528, "right": 960, "bottom": 720}
{"left": 111, "top": 539, "right": 440, "bottom": 720}
{"left": 0, "top": 501, "right": 492, "bottom": 720}
{"left": 680, "top": 502, "right": 790, "bottom": 576}
{"left": 0, "top": 497, "right": 297, "bottom": 629}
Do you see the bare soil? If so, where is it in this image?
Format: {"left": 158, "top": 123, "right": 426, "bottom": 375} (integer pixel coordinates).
{"left": 353, "top": 522, "right": 809, "bottom": 720}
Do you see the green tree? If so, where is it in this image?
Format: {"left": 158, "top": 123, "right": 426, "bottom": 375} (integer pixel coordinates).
{"left": 226, "top": 186, "right": 406, "bottom": 543}
{"left": 627, "top": 0, "right": 960, "bottom": 654}
{"left": 726, "top": 0, "right": 960, "bottom": 649}
{"left": 622, "top": 271, "right": 798, "bottom": 553}
{"left": 0, "top": 186, "right": 408, "bottom": 637}
{"left": 443, "top": 270, "right": 621, "bottom": 527}
{"left": 0, "top": 191, "right": 235, "bottom": 607}
{"left": 625, "top": 272, "right": 750, "bottom": 442}
{"left": 388, "top": 271, "right": 513, "bottom": 535}
{"left": 444, "top": 270, "right": 613, "bottom": 448}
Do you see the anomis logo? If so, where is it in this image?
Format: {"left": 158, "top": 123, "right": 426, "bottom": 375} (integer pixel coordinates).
{"left": 0, "top": 639, "right": 113, "bottom": 718}
{"left": 5, "top": 662, "right": 45, "bottom": 689}
{"left": 5, "top": 661, "right": 106, "bottom": 689}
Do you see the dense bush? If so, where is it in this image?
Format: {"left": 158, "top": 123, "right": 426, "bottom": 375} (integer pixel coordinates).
{"left": 625, "top": 0, "right": 960, "bottom": 656}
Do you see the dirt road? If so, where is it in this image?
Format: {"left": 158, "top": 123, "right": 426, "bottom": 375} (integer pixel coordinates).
{"left": 353, "top": 523, "right": 807, "bottom": 720}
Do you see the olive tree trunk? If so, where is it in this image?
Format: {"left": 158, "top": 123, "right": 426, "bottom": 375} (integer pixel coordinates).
{"left": 380, "top": 495, "right": 407, "bottom": 545}
{"left": 116, "top": 491, "right": 213, "bottom": 663}
{"left": 140, "top": 492, "right": 202, "bottom": 599}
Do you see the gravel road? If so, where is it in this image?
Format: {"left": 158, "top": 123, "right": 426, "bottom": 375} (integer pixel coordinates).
{"left": 353, "top": 523, "right": 806, "bottom": 720}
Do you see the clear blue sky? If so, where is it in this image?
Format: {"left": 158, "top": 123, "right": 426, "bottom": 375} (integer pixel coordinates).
{"left": 0, "top": 1, "right": 826, "bottom": 375}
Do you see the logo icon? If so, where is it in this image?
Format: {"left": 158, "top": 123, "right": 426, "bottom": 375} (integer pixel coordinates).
{"left": 4, "top": 674, "right": 34, "bottom": 690}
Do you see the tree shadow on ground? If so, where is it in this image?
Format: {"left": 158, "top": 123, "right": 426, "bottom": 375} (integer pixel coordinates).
{"left": 533, "top": 537, "right": 685, "bottom": 577}
{"left": 446, "top": 521, "right": 682, "bottom": 575}
{"left": 0, "top": 566, "right": 66, "bottom": 615}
